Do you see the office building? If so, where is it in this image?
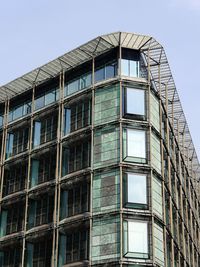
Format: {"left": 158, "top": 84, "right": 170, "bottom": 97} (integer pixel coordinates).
{"left": 0, "top": 32, "right": 199, "bottom": 267}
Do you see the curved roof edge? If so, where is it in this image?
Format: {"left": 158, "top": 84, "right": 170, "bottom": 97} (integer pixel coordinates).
{"left": 0, "top": 31, "right": 199, "bottom": 179}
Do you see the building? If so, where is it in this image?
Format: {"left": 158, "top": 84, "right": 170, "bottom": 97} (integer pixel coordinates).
{"left": 0, "top": 32, "right": 199, "bottom": 267}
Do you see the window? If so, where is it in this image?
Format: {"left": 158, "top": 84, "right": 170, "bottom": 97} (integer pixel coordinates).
{"left": 26, "top": 239, "right": 52, "bottom": 267}
{"left": 121, "top": 48, "right": 140, "bottom": 78}
{"left": 123, "top": 173, "right": 147, "bottom": 209}
{"left": 6, "top": 127, "right": 29, "bottom": 159}
{"left": 123, "top": 129, "right": 146, "bottom": 163}
{"left": 8, "top": 101, "right": 31, "bottom": 122}
{"left": 28, "top": 194, "right": 54, "bottom": 229}
{"left": 0, "top": 248, "right": 22, "bottom": 267}
{"left": 124, "top": 220, "right": 149, "bottom": 258}
{"left": 32, "top": 115, "right": 57, "bottom": 148}
{"left": 3, "top": 162, "right": 27, "bottom": 196}
{"left": 65, "top": 72, "right": 92, "bottom": 96}
{"left": 63, "top": 99, "right": 91, "bottom": 135}
{"left": 95, "top": 61, "right": 117, "bottom": 83}
{"left": 60, "top": 182, "right": 90, "bottom": 219}
{"left": 30, "top": 152, "right": 56, "bottom": 187}
{"left": 62, "top": 139, "right": 91, "bottom": 175}
{"left": 0, "top": 114, "right": 3, "bottom": 127}
{"left": 63, "top": 229, "right": 89, "bottom": 264}
{"left": 34, "top": 88, "right": 59, "bottom": 111}
{"left": 0, "top": 203, "right": 24, "bottom": 237}
{"left": 33, "top": 239, "right": 52, "bottom": 267}
{"left": 124, "top": 87, "right": 145, "bottom": 118}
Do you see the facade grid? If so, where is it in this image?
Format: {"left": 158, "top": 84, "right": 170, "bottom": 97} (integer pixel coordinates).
{"left": 0, "top": 32, "right": 199, "bottom": 267}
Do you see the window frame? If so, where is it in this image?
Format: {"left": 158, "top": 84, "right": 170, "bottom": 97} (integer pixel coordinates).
{"left": 123, "top": 86, "right": 146, "bottom": 120}
{"left": 123, "top": 172, "right": 148, "bottom": 209}
{"left": 123, "top": 128, "right": 147, "bottom": 164}
{"left": 123, "top": 220, "right": 149, "bottom": 259}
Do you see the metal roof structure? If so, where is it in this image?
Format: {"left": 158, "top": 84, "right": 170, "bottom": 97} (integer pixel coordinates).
{"left": 0, "top": 31, "right": 199, "bottom": 178}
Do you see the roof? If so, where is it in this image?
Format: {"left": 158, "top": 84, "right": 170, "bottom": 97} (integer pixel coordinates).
{"left": 0, "top": 31, "right": 199, "bottom": 178}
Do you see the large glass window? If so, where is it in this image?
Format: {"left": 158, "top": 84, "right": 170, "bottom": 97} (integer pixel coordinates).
{"left": 8, "top": 101, "right": 31, "bottom": 122}
{"left": 124, "top": 87, "right": 145, "bottom": 118}
{"left": 3, "top": 161, "right": 27, "bottom": 197}
{"left": 0, "top": 248, "right": 22, "bottom": 267}
{"left": 123, "top": 173, "right": 147, "bottom": 209}
{"left": 6, "top": 127, "right": 29, "bottom": 159}
{"left": 62, "top": 139, "right": 91, "bottom": 175}
{"left": 123, "top": 129, "right": 146, "bottom": 163}
{"left": 58, "top": 229, "right": 89, "bottom": 265}
{"left": 35, "top": 87, "right": 59, "bottom": 111}
{"left": 63, "top": 99, "right": 91, "bottom": 135}
{"left": 65, "top": 72, "right": 92, "bottom": 97}
{"left": 32, "top": 115, "right": 57, "bottom": 148}
{"left": 28, "top": 194, "right": 54, "bottom": 229}
{"left": 121, "top": 48, "right": 140, "bottom": 78}
{"left": 95, "top": 61, "right": 117, "bottom": 83}
{"left": 60, "top": 182, "right": 90, "bottom": 219}
{"left": 124, "top": 220, "right": 149, "bottom": 258}
{"left": 30, "top": 152, "right": 56, "bottom": 188}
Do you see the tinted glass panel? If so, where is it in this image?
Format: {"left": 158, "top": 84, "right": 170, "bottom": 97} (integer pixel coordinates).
{"left": 126, "top": 88, "right": 145, "bottom": 115}
{"left": 128, "top": 221, "right": 148, "bottom": 254}
{"left": 127, "top": 129, "right": 146, "bottom": 159}
{"left": 128, "top": 173, "right": 147, "bottom": 204}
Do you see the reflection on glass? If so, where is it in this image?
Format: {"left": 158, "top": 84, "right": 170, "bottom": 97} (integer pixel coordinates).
{"left": 126, "top": 88, "right": 145, "bottom": 115}
{"left": 121, "top": 59, "right": 140, "bottom": 77}
{"left": 33, "top": 121, "right": 41, "bottom": 148}
{"left": 128, "top": 221, "right": 148, "bottom": 254}
{"left": 128, "top": 173, "right": 147, "bottom": 204}
{"left": 35, "top": 96, "right": 44, "bottom": 110}
{"left": 127, "top": 129, "right": 146, "bottom": 159}
{"left": 121, "top": 59, "right": 129, "bottom": 76}
{"left": 95, "top": 67, "right": 104, "bottom": 82}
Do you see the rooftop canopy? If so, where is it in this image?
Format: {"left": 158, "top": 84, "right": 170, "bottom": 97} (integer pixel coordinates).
{"left": 0, "top": 31, "right": 199, "bottom": 178}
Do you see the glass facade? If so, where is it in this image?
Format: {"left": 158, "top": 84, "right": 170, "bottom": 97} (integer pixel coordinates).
{"left": 0, "top": 38, "right": 199, "bottom": 267}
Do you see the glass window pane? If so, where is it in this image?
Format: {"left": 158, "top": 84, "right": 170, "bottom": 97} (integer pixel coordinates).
{"left": 64, "top": 109, "right": 71, "bottom": 135}
{"left": 80, "top": 73, "right": 92, "bottom": 89}
{"left": 13, "top": 106, "right": 23, "bottom": 120}
{"left": 6, "top": 133, "right": 14, "bottom": 158}
{"left": 128, "top": 221, "right": 148, "bottom": 254}
{"left": 127, "top": 129, "right": 146, "bottom": 159}
{"left": 105, "top": 63, "right": 116, "bottom": 79}
{"left": 35, "top": 96, "right": 45, "bottom": 110}
{"left": 128, "top": 173, "right": 147, "bottom": 204}
{"left": 24, "top": 102, "right": 32, "bottom": 115}
{"left": 95, "top": 67, "right": 105, "bottom": 82}
{"left": 45, "top": 90, "right": 56, "bottom": 105}
{"left": 33, "top": 121, "right": 41, "bottom": 148}
{"left": 68, "top": 79, "right": 79, "bottom": 95}
{"left": 0, "top": 115, "right": 3, "bottom": 127}
{"left": 130, "top": 60, "right": 139, "bottom": 77}
{"left": 121, "top": 59, "right": 129, "bottom": 76}
{"left": 127, "top": 88, "right": 145, "bottom": 115}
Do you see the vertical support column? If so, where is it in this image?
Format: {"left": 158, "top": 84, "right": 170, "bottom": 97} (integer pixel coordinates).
{"left": 22, "top": 85, "right": 35, "bottom": 267}
{"left": 118, "top": 33, "right": 123, "bottom": 267}
{"left": 147, "top": 48, "right": 155, "bottom": 265}
{"left": 52, "top": 72, "right": 63, "bottom": 267}
{"left": 0, "top": 100, "right": 9, "bottom": 202}
{"left": 90, "top": 56, "right": 95, "bottom": 266}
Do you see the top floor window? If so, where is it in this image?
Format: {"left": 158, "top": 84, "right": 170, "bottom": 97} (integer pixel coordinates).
{"left": 95, "top": 61, "right": 117, "bottom": 83}
{"left": 123, "top": 87, "right": 146, "bottom": 119}
{"left": 121, "top": 48, "right": 140, "bottom": 78}
{"left": 8, "top": 101, "right": 32, "bottom": 122}
{"left": 0, "top": 114, "right": 3, "bottom": 127}
{"left": 35, "top": 87, "right": 59, "bottom": 111}
{"left": 65, "top": 72, "right": 92, "bottom": 97}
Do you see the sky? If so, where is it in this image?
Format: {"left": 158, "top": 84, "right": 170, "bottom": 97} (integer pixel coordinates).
{"left": 0, "top": 0, "right": 200, "bottom": 158}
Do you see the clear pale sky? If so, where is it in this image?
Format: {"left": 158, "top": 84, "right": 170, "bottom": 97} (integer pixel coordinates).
{"left": 0, "top": 0, "right": 200, "bottom": 158}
